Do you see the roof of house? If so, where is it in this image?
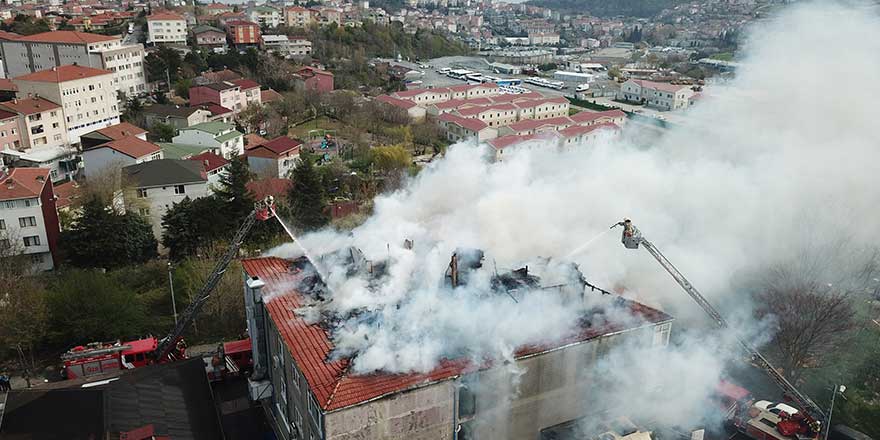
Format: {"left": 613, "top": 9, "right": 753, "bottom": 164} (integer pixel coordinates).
{"left": 147, "top": 11, "right": 185, "bottom": 21}
{"left": 296, "top": 66, "right": 333, "bottom": 77}
{"left": 0, "top": 30, "right": 21, "bottom": 41}
{"left": 455, "top": 103, "right": 517, "bottom": 117}
{"left": 242, "top": 257, "right": 673, "bottom": 413}
{"left": 192, "top": 24, "right": 224, "bottom": 34}
{"left": 12, "top": 30, "right": 117, "bottom": 44}
{"left": 0, "top": 78, "right": 18, "bottom": 92}
{"left": 205, "top": 2, "right": 231, "bottom": 9}
{"left": 628, "top": 79, "right": 690, "bottom": 93}
{"left": 53, "top": 180, "right": 81, "bottom": 209}
{"left": 438, "top": 112, "right": 489, "bottom": 132}
{"left": 157, "top": 142, "right": 210, "bottom": 160}
{"left": 197, "top": 69, "right": 241, "bottom": 84}
{"left": 512, "top": 96, "right": 569, "bottom": 109}
{"left": 392, "top": 88, "right": 446, "bottom": 99}
{"left": 91, "top": 122, "right": 148, "bottom": 140}
{"left": 13, "top": 64, "right": 112, "bottom": 83}
{"left": 505, "top": 116, "right": 574, "bottom": 133}
{"left": 225, "top": 20, "right": 260, "bottom": 26}
{"left": 244, "top": 133, "right": 269, "bottom": 148}
{"left": 183, "top": 121, "right": 235, "bottom": 135}
{"left": 144, "top": 104, "right": 206, "bottom": 118}
{"left": 0, "top": 109, "right": 17, "bottom": 121}
{"left": 487, "top": 92, "right": 543, "bottom": 103}
{"left": 232, "top": 78, "right": 260, "bottom": 90}
{"left": 431, "top": 97, "right": 493, "bottom": 110}
{"left": 0, "top": 97, "right": 61, "bottom": 115}
{"left": 246, "top": 178, "right": 292, "bottom": 200}
{"left": 0, "top": 167, "right": 49, "bottom": 201}
{"left": 569, "top": 109, "right": 627, "bottom": 125}
{"left": 261, "top": 89, "right": 283, "bottom": 103}
{"left": 559, "top": 122, "right": 620, "bottom": 138}
{"left": 247, "top": 136, "right": 301, "bottom": 158}
{"left": 446, "top": 82, "right": 498, "bottom": 93}
{"left": 187, "top": 151, "right": 229, "bottom": 172}
{"left": 198, "top": 81, "right": 240, "bottom": 92}
{"left": 487, "top": 131, "right": 561, "bottom": 150}
{"left": 124, "top": 159, "right": 207, "bottom": 188}
{"left": 200, "top": 103, "right": 233, "bottom": 116}
{"left": 376, "top": 94, "right": 417, "bottom": 110}
{"left": 86, "top": 136, "right": 161, "bottom": 159}
{"left": 215, "top": 130, "right": 244, "bottom": 143}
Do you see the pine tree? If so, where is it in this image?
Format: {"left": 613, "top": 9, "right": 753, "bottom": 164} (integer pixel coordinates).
{"left": 287, "top": 152, "right": 330, "bottom": 232}
{"left": 214, "top": 156, "right": 256, "bottom": 232}
{"left": 60, "top": 196, "right": 157, "bottom": 269}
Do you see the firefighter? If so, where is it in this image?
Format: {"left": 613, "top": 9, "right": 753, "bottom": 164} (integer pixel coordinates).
{"left": 0, "top": 372, "right": 10, "bottom": 391}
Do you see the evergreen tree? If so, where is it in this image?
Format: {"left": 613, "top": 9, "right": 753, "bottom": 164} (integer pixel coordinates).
{"left": 287, "top": 153, "right": 330, "bottom": 231}
{"left": 214, "top": 156, "right": 256, "bottom": 231}
{"left": 60, "top": 196, "right": 158, "bottom": 269}
{"left": 162, "top": 196, "right": 228, "bottom": 260}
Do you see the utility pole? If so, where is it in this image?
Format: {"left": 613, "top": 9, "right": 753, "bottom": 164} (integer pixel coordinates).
{"left": 168, "top": 262, "right": 178, "bottom": 324}
{"left": 825, "top": 384, "right": 846, "bottom": 440}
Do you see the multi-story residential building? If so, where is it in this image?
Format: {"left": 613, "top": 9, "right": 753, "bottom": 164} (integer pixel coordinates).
{"left": 226, "top": 20, "right": 261, "bottom": 48}
{"left": 12, "top": 64, "right": 120, "bottom": 144}
{"left": 438, "top": 113, "right": 498, "bottom": 143}
{"left": 499, "top": 116, "right": 574, "bottom": 136}
{"left": 81, "top": 134, "right": 162, "bottom": 180}
{"left": 147, "top": 11, "right": 187, "bottom": 45}
{"left": 142, "top": 104, "right": 213, "bottom": 130}
{"left": 375, "top": 95, "right": 426, "bottom": 122}
{"left": 244, "top": 136, "right": 301, "bottom": 179}
{"left": 240, "top": 256, "right": 673, "bottom": 440}
{"left": 122, "top": 159, "right": 209, "bottom": 240}
{"left": 454, "top": 103, "right": 518, "bottom": 128}
{"left": 0, "top": 97, "right": 67, "bottom": 151}
{"left": 79, "top": 121, "right": 147, "bottom": 149}
{"left": 189, "top": 80, "right": 261, "bottom": 115}
{"left": 0, "top": 31, "right": 147, "bottom": 96}
{"left": 284, "top": 6, "right": 315, "bottom": 28}
{"left": 192, "top": 25, "right": 228, "bottom": 51}
{"left": 187, "top": 151, "right": 228, "bottom": 187}
{"left": 620, "top": 79, "right": 694, "bottom": 111}
{"left": 260, "top": 35, "right": 311, "bottom": 58}
{"left": 0, "top": 108, "right": 21, "bottom": 151}
{"left": 204, "top": 2, "right": 233, "bottom": 15}
{"left": 247, "top": 5, "right": 282, "bottom": 28}
{"left": 172, "top": 121, "right": 243, "bottom": 159}
{"left": 292, "top": 66, "right": 333, "bottom": 94}
{"left": 0, "top": 167, "right": 60, "bottom": 271}
{"left": 569, "top": 109, "right": 627, "bottom": 126}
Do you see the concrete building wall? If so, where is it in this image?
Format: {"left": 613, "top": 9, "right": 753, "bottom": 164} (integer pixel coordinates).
{"left": 131, "top": 181, "right": 209, "bottom": 240}
{"left": 0, "top": 116, "right": 21, "bottom": 150}
{"left": 16, "top": 107, "right": 68, "bottom": 150}
{"left": 147, "top": 18, "right": 188, "bottom": 44}
{"left": 0, "top": 194, "right": 54, "bottom": 271}
{"left": 98, "top": 44, "right": 147, "bottom": 96}
{"left": 82, "top": 147, "right": 158, "bottom": 180}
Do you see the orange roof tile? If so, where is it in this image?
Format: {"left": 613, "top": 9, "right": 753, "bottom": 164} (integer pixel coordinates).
{"left": 87, "top": 136, "right": 161, "bottom": 158}
{"left": 0, "top": 168, "right": 49, "bottom": 201}
{"left": 93, "top": 122, "right": 147, "bottom": 140}
{"left": 13, "top": 30, "right": 116, "bottom": 44}
{"left": 148, "top": 11, "right": 185, "bottom": 21}
{"left": 0, "top": 97, "right": 61, "bottom": 116}
{"left": 187, "top": 151, "right": 229, "bottom": 172}
{"left": 14, "top": 64, "right": 112, "bottom": 83}
{"left": 569, "top": 109, "right": 626, "bottom": 125}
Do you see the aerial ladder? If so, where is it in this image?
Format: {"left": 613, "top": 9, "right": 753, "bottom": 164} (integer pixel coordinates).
{"left": 153, "top": 197, "right": 275, "bottom": 363}
{"left": 612, "top": 219, "right": 826, "bottom": 436}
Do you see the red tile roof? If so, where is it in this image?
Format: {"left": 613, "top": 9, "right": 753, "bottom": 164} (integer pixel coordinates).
{"left": 261, "top": 89, "right": 283, "bottom": 103}
{"left": 438, "top": 112, "right": 488, "bottom": 132}
{"left": 393, "top": 88, "right": 448, "bottom": 99}
{"left": 244, "top": 133, "right": 269, "bottom": 149}
{"left": 0, "top": 97, "right": 61, "bottom": 116}
{"left": 225, "top": 20, "right": 259, "bottom": 26}
{"left": 488, "top": 132, "right": 561, "bottom": 150}
{"left": 52, "top": 180, "right": 80, "bottom": 209}
{"left": 147, "top": 11, "right": 185, "bottom": 21}
{"left": 296, "top": 66, "right": 333, "bottom": 77}
{"left": 246, "top": 178, "right": 292, "bottom": 200}
{"left": 0, "top": 109, "right": 16, "bottom": 121}
{"left": 12, "top": 30, "right": 116, "bottom": 44}
{"left": 187, "top": 151, "right": 229, "bottom": 172}
{"left": 88, "top": 136, "right": 161, "bottom": 158}
{"left": 201, "top": 103, "right": 233, "bottom": 116}
{"left": 376, "top": 95, "right": 417, "bottom": 110}
{"left": 0, "top": 30, "right": 21, "bottom": 41}
{"left": 14, "top": 64, "right": 112, "bottom": 83}
{"left": 242, "top": 256, "right": 673, "bottom": 412}
{"left": 247, "top": 136, "right": 302, "bottom": 158}
{"left": 447, "top": 83, "right": 498, "bottom": 93}
{"left": 512, "top": 96, "right": 569, "bottom": 109}
{"left": 93, "top": 122, "right": 147, "bottom": 140}
{"left": 558, "top": 122, "right": 619, "bottom": 138}
{"left": 232, "top": 78, "right": 260, "bottom": 90}
{"left": 431, "top": 97, "right": 493, "bottom": 110}
{"left": 0, "top": 168, "right": 49, "bottom": 201}
{"left": 455, "top": 103, "right": 517, "bottom": 117}
{"left": 629, "top": 79, "right": 690, "bottom": 93}
{"left": 505, "top": 116, "right": 573, "bottom": 133}
{"left": 569, "top": 109, "right": 626, "bottom": 125}
{"left": 487, "top": 92, "right": 543, "bottom": 103}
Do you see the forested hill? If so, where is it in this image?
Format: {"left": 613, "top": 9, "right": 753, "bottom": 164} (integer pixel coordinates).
{"left": 525, "top": 0, "right": 685, "bottom": 18}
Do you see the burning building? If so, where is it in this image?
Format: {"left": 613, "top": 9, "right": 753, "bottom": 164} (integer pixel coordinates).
{"left": 241, "top": 253, "right": 673, "bottom": 440}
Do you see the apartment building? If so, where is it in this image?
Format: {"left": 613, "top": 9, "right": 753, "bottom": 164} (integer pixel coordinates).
{"left": 284, "top": 6, "right": 315, "bottom": 28}
{"left": 620, "top": 79, "right": 694, "bottom": 111}
{"left": 172, "top": 121, "right": 244, "bottom": 159}
{"left": 142, "top": 104, "right": 213, "bottom": 130}
{"left": 244, "top": 136, "right": 301, "bottom": 178}
{"left": 438, "top": 113, "right": 498, "bottom": 143}
{"left": 233, "top": 79, "right": 261, "bottom": 109}
{"left": 293, "top": 67, "right": 334, "bottom": 94}
{"left": 247, "top": 6, "right": 282, "bottom": 28}
{"left": 0, "top": 97, "right": 67, "bottom": 150}
{"left": 489, "top": 123, "right": 619, "bottom": 162}
{"left": 0, "top": 109, "right": 21, "bottom": 150}
{"left": 0, "top": 31, "right": 147, "bottom": 96}
{"left": 147, "top": 11, "right": 188, "bottom": 45}
{"left": 123, "top": 159, "right": 209, "bottom": 240}
{"left": 192, "top": 25, "right": 228, "bottom": 51}
{"left": 499, "top": 116, "right": 575, "bottom": 136}
{"left": 189, "top": 80, "right": 261, "bottom": 115}
{"left": 454, "top": 103, "right": 518, "bottom": 128}
{"left": 81, "top": 135, "right": 162, "bottom": 180}
{"left": 375, "top": 95, "right": 426, "bottom": 121}
{"left": 241, "top": 257, "right": 673, "bottom": 440}
{"left": 569, "top": 109, "right": 627, "bottom": 126}
{"left": 260, "top": 35, "right": 312, "bottom": 59}
{"left": 12, "top": 64, "right": 120, "bottom": 144}
{"left": 0, "top": 167, "right": 60, "bottom": 271}
{"left": 226, "top": 21, "right": 261, "bottom": 48}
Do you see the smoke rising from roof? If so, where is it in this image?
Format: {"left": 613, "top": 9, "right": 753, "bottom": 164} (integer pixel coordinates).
{"left": 267, "top": 0, "right": 880, "bottom": 427}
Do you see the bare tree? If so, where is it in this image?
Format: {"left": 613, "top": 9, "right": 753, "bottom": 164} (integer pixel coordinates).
{"left": 0, "top": 239, "right": 48, "bottom": 370}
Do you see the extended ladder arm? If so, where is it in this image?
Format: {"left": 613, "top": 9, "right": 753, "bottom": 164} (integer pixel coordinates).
{"left": 613, "top": 219, "right": 826, "bottom": 424}
{"left": 154, "top": 198, "right": 274, "bottom": 362}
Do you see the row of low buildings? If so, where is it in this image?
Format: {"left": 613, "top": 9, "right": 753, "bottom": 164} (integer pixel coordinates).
{"left": 377, "top": 83, "right": 626, "bottom": 158}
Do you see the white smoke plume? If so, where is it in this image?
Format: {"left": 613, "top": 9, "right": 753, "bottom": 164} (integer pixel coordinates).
{"left": 268, "top": 0, "right": 880, "bottom": 428}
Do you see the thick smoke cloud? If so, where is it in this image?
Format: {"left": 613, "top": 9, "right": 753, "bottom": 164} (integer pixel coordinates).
{"left": 268, "top": 0, "right": 880, "bottom": 427}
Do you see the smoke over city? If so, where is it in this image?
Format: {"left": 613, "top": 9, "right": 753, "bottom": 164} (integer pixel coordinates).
{"left": 268, "top": 0, "right": 880, "bottom": 428}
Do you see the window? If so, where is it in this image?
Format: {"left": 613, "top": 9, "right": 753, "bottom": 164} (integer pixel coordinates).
{"left": 653, "top": 322, "right": 671, "bottom": 347}
{"left": 30, "top": 254, "right": 43, "bottom": 265}
{"left": 173, "top": 185, "right": 185, "bottom": 195}
{"left": 138, "top": 207, "right": 150, "bottom": 216}
{"left": 23, "top": 236, "right": 40, "bottom": 247}
{"left": 137, "top": 188, "right": 148, "bottom": 198}
{"left": 0, "top": 219, "right": 4, "bottom": 229}
{"left": 0, "top": 238, "right": 9, "bottom": 249}
{"left": 458, "top": 379, "right": 477, "bottom": 419}
{"left": 19, "top": 216, "right": 37, "bottom": 227}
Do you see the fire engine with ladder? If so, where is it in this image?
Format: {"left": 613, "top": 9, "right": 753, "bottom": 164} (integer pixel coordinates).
{"left": 60, "top": 197, "right": 276, "bottom": 380}
{"left": 612, "top": 219, "right": 827, "bottom": 440}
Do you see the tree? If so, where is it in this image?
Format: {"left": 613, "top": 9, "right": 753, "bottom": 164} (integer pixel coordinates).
{"left": 287, "top": 152, "right": 329, "bottom": 231}
{"left": 214, "top": 156, "right": 256, "bottom": 232}
{"left": 174, "top": 78, "right": 192, "bottom": 99}
{"left": 145, "top": 46, "right": 183, "bottom": 84}
{"left": 151, "top": 122, "right": 176, "bottom": 142}
{"left": 161, "top": 196, "right": 227, "bottom": 260}
{"left": 0, "top": 241, "right": 48, "bottom": 367}
{"left": 45, "top": 270, "right": 147, "bottom": 345}
{"left": 2, "top": 14, "right": 50, "bottom": 35}
{"left": 60, "top": 196, "right": 158, "bottom": 269}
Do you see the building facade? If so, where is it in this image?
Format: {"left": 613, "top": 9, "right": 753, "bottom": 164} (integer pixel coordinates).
{"left": 620, "top": 79, "right": 694, "bottom": 111}
{"left": 12, "top": 64, "right": 120, "bottom": 144}
{"left": 226, "top": 21, "right": 261, "bottom": 48}
{"left": 123, "top": 159, "right": 210, "bottom": 240}
{"left": 0, "top": 167, "right": 60, "bottom": 271}
{"left": 172, "top": 121, "right": 244, "bottom": 159}
{"left": 284, "top": 6, "right": 315, "bottom": 28}
{"left": 0, "top": 97, "right": 68, "bottom": 151}
{"left": 147, "top": 11, "right": 188, "bottom": 45}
